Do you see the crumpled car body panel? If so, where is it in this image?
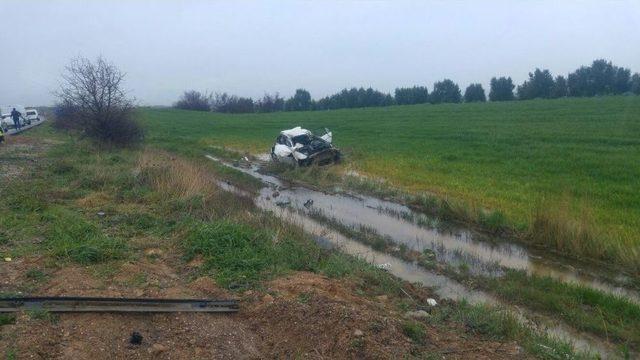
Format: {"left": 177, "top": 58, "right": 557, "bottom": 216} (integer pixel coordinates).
{"left": 271, "top": 127, "right": 340, "bottom": 166}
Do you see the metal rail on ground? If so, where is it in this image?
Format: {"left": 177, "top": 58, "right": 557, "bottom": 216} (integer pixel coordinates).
{"left": 0, "top": 296, "right": 239, "bottom": 313}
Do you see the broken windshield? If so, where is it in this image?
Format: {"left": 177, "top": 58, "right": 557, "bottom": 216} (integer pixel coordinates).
{"left": 292, "top": 134, "right": 312, "bottom": 145}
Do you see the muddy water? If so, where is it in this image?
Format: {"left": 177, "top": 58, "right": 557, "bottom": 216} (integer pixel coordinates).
{"left": 206, "top": 156, "right": 639, "bottom": 303}
{"left": 207, "top": 158, "right": 621, "bottom": 358}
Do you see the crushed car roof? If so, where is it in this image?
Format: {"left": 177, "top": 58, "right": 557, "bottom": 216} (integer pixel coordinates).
{"left": 280, "top": 126, "right": 311, "bottom": 137}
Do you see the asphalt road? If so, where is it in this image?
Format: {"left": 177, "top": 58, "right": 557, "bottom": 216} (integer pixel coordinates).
{"left": 5, "top": 117, "right": 46, "bottom": 135}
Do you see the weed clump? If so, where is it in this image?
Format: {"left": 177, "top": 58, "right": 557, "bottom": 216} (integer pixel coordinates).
{"left": 43, "top": 207, "right": 127, "bottom": 264}
{"left": 434, "top": 302, "right": 578, "bottom": 358}
{"left": 402, "top": 321, "right": 426, "bottom": 344}
{"left": 184, "top": 220, "right": 320, "bottom": 288}
{"left": 0, "top": 314, "right": 16, "bottom": 326}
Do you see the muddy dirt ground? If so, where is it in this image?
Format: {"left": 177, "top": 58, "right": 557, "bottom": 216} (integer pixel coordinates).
{"left": 2, "top": 256, "right": 523, "bottom": 359}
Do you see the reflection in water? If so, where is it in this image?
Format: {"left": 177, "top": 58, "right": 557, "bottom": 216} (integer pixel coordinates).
{"left": 207, "top": 155, "right": 633, "bottom": 358}
{"left": 206, "top": 155, "right": 638, "bottom": 302}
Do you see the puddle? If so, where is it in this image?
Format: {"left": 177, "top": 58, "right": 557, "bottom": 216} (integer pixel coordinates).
{"left": 207, "top": 155, "right": 632, "bottom": 358}
{"left": 205, "top": 155, "right": 639, "bottom": 303}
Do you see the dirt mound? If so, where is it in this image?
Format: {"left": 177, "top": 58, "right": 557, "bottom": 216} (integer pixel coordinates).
{"left": 242, "top": 272, "right": 524, "bottom": 359}
{"left": 1, "top": 267, "right": 524, "bottom": 359}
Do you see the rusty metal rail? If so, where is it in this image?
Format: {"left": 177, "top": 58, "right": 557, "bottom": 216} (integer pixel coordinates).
{"left": 0, "top": 296, "right": 238, "bottom": 313}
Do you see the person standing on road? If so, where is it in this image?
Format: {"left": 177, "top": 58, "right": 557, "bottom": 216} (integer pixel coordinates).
{"left": 10, "top": 108, "right": 22, "bottom": 131}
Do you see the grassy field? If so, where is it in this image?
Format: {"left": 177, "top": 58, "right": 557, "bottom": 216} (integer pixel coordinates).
{"left": 0, "top": 125, "right": 587, "bottom": 359}
{"left": 141, "top": 96, "right": 640, "bottom": 269}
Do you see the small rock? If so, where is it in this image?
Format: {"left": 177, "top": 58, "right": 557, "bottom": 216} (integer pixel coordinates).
{"left": 3, "top": 257, "right": 11, "bottom": 262}
{"left": 97, "top": 211, "right": 105, "bottom": 217}
{"left": 376, "top": 263, "right": 391, "bottom": 271}
{"left": 427, "top": 298, "right": 437, "bottom": 307}
{"left": 272, "top": 191, "right": 280, "bottom": 198}
{"left": 404, "top": 310, "right": 430, "bottom": 319}
{"left": 149, "top": 343, "right": 168, "bottom": 354}
{"left": 134, "top": 289, "right": 144, "bottom": 297}
{"left": 262, "top": 294, "right": 274, "bottom": 303}
{"left": 353, "top": 329, "right": 364, "bottom": 337}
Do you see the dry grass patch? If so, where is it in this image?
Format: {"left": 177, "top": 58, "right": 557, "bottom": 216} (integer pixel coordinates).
{"left": 137, "top": 149, "right": 218, "bottom": 200}
{"left": 529, "top": 197, "right": 640, "bottom": 273}
{"left": 135, "top": 149, "right": 254, "bottom": 220}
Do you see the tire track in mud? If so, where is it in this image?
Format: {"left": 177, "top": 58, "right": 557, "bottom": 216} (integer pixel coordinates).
{"left": 206, "top": 154, "right": 635, "bottom": 358}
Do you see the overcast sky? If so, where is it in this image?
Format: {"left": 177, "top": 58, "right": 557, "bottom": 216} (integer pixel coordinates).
{"left": 1, "top": 0, "right": 639, "bottom": 106}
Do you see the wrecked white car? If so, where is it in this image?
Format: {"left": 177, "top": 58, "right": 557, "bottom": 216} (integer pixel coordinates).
{"left": 270, "top": 126, "right": 341, "bottom": 166}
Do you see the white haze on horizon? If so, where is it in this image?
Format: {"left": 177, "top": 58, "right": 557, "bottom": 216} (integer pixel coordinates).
{"left": 1, "top": 0, "right": 639, "bottom": 106}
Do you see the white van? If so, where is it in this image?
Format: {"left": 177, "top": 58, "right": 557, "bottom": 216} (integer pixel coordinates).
{"left": 25, "top": 109, "right": 40, "bottom": 122}
{"left": 0, "top": 105, "right": 29, "bottom": 130}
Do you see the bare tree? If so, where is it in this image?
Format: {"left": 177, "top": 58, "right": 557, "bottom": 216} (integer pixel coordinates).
{"left": 54, "top": 56, "right": 142, "bottom": 145}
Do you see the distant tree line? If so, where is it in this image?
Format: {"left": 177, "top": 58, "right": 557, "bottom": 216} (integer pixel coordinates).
{"left": 174, "top": 59, "right": 640, "bottom": 113}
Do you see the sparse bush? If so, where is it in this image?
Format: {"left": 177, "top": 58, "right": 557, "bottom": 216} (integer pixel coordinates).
{"left": 174, "top": 90, "right": 212, "bottom": 111}
{"left": 402, "top": 321, "right": 426, "bottom": 344}
{"left": 51, "top": 99, "right": 82, "bottom": 130}
{"left": 256, "top": 93, "right": 285, "bottom": 113}
{"left": 212, "top": 93, "right": 255, "bottom": 113}
{"left": 54, "top": 56, "right": 143, "bottom": 146}
{"left": 478, "top": 210, "right": 507, "bottom": 233}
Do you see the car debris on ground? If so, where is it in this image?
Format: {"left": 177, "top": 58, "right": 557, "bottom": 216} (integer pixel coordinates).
{"left": 130, "top": 331, "right": 144, "bottom": 345}
{"left": 271, "top": 126, "right": 341, "bottom": 166}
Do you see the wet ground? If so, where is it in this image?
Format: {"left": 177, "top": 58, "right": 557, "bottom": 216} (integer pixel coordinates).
{"left": 208, "top": 156, "right": 638, "bottom": 301}
{"left": 206, "top": 154, "right": 637, "bottom": 358}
